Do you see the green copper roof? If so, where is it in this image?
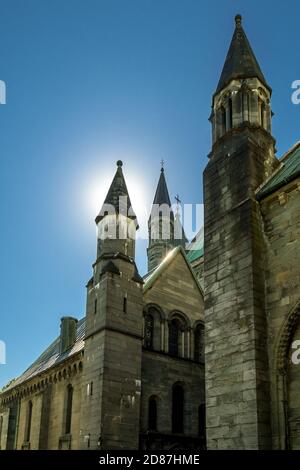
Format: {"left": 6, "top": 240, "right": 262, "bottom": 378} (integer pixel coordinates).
{"left": 186, "top": 228, "right": 204, "bottom": 263}
{"left": 257, "top": 142, "right": 300, "bottom": 200}
{"left": 187, "top": 244, "right": 204, "bottom": 263}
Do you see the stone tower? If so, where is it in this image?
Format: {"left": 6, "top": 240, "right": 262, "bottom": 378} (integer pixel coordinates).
{"left": 147, "top": 166, "right": 186, "bottom": 271}
{"left": 203, "top": 15, "right": 277, "bottom": 449}
{"left": 80, "top": 160, "right": 144, "bottom": 450}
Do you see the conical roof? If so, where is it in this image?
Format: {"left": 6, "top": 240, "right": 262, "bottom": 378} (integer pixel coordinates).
{"left": 152, "top": 168, "right": 172, "bottom": 206}
{"left": 95, "top": 160, "right": 138, "bottom": 227}
{"left": 216, "top": 14, "right": 270, "bottom": 94}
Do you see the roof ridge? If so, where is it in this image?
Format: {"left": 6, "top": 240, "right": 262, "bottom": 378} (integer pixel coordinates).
{"left": 257, "top": 141, "right": 300, "bottom": 200}
{"left": 279, "top": 141, "right": 300, "bottom": 162}
{"left": 2, "top": 317, "right": 85, "bottom": 392}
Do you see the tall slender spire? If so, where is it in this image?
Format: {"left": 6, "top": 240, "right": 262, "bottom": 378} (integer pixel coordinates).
{"left": 216, "top": 14, "right": 270, "bottom": 94}
{"left": 147, "top": 165, "right": 175, "bottom": 272}
{"left": 152, "top": 166, "right": 173, "bottom": 209}
{"left": 95, "top": 160, "right": 138, "bottom": 227}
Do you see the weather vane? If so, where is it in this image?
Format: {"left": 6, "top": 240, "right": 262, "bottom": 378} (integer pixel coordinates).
{"left": 160, "top": 159, "right": 165, "bottom": 169}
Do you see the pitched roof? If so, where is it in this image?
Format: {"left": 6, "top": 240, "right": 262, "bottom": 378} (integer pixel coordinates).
{"left": 2, "top": 318, "right": 85, "bottom": 392}
{"left": 216, "top": 14, "right": 270, "bottom": 94}
{"left": 143, "top": 246, "right": 203, "bottom": 296}
{"left": 257, "top": 142, "right": 300, "bottom": 200}
{"left": 95, "top": 160, "right": 138, "bottom": 226}
{"left": 186, "top": 227, "right": 204, "bottom": 264}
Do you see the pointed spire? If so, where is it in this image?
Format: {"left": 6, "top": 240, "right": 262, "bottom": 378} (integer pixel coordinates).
{"left": 215, "top": 14, "right": 270, "bottom": 94}
{"left": 95, "top": 160, "right": 138, "bottom": 227}
{"left": 152, "top": 165, "right": 172, "bottom": 207}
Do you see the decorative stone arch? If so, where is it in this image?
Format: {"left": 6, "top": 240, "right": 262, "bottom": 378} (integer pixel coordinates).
{"left": 143, "top": 303, "right": 166, "bottom": 351}
{"left": 273, "top": 300, "right": 300, "bottom": 449}
{"left": 168, "top": 310, "right": 191, "bottom": 330}
{"left": 144, "top": 303, "right": 166, "bottom": 322}
{"left": 168, "top": 311, "right": 191, "bottom": 359}
{"left": 275, "top": 300, "right": 300, "bottom": 374}
{"left": 257, "top": 86, "right": 268, "bottom": 101}
{"left": 193, "top": 321, "right": 205, "bottom": 363}
{"left": 193, "top": 319, "right": 204, "bottom": 329}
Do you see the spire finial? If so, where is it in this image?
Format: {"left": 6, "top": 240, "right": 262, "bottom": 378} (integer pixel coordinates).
{"left": 175, "top": 194, "right": 181, "bottom": 205}
{"left": 235, "top": 14, "right": 242, "bottom": 27}
{"left": 116, "top": 160, "right": 123, "bottom": 168}
{"left": 160, "top": 159, "right": 165, "bottom": 172}
{"left": 175, "top": 194, "right": 181, "bottom": 214}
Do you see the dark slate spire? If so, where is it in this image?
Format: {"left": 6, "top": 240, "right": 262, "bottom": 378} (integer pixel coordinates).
{"left": 152, "top": 167, "right": 172, "bottom": 207}
{"left": 216, "top": 14, "right": 270, "bottom": 94}
{"left": 95, "top": 160, "right": 138, "bottom": 226}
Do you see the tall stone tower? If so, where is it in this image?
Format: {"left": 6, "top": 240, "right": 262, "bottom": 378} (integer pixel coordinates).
{"left": 203, "top": 15, "right": 277, "bottom": 449}
{"left": 147, "top": 166, "right": 186, "bottom": 271}
{"left": 80, "top": 160, "right": 144, "bottom": 450}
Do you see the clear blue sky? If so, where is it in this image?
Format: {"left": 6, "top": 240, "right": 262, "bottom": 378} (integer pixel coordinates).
{"left": 0, "top": 0, "right": 299, "bottom": 387}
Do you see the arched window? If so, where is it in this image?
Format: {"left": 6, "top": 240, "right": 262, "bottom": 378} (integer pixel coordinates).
{"left": 148, "top": 396, "right": 157, "bottom": 431}
{"left": 198, "top": 404, "right": 206, "bottom": 437}
{"left": 25, "top": 401, "right": 33, "bottom": 443}
{"left": 243, "top": 91, "right": 250, "bottom": 122}
{"left": 65, "top": 384, "right": 73, "bottom": 434}
{"left": 260, "top": 101, "right": 266, "bottom": 129}
{"left": 0, "top": 415, "right": 3, "bottom": 447}
{"left": 194, "top": 323, "right": 205, "bottom": 363}
{"left": 169, "top": 319, "right": 180, "bottom": 356}
{"left": 172, "top": 383, "right": 184, "bottom": 433}
{"left": 228, "top": 97, "right": 233, "bottom": 129}
{"left": 220, "top": 106, "right": 226, "bottom": 134}
{"left": 144, "top": 314, "right": 154, "bottom": 349}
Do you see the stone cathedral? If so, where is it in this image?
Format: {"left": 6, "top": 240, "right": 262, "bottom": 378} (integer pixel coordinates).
{"left": 1, "top": 15, "right": 300, "bottom": 450}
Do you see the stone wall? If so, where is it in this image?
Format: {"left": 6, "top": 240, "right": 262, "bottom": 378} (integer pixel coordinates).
{"left": 204, "top": 131, "right": 274, "bottom": 449}
{"left": 142, "top": 249, "right": 205, "bottom": 449}
{"left": 141, "top": 350, "right": 204, "bottom": 436}
{"left": 260, "top": 178, "right": 300, "bottom": 449}
{"left": 0, "top": 355, "right": 83, "bottom": 450}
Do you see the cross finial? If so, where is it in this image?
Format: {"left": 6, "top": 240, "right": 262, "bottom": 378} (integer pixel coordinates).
{"left": 175, "top": 194, "right": 181, "bottom": 205}
{"left": 175, "top": 194, "right": 181, "bottom": 216}
{"left": 160, "top": 159, "right": 165, "bottom": 171}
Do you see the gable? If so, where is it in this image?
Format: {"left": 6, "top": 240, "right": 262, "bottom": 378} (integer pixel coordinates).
{"left": 143, "top": 248, "right": 204, "bottom": 324}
